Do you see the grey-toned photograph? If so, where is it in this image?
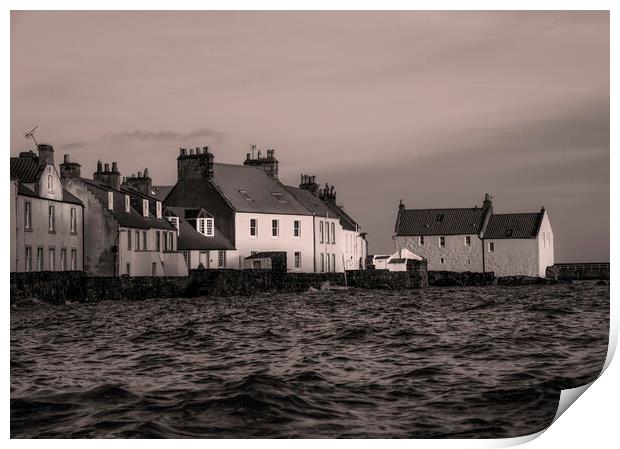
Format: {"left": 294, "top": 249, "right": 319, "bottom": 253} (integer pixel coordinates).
{"left": 10, "top": 10, "right": 609, "bottom": 439}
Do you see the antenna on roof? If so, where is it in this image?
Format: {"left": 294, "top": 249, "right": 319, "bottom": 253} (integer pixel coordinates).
{"left": 24, "top": 126, "right": 39, "bottom": 147}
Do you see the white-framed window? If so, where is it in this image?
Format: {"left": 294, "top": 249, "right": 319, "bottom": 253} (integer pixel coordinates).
{"left": 465, "top": 236, "right": 471, "bottom": 246}
{"left": 60, "top": 249, "right": 67, "bottom": 271}
{"left": 167, "top": 216, "right": 180, "bottom": 235}
{"left": 108, "top": 191, "right": 114, "bottom": 210}
{"left": 250, "top": 218, "right": 258, "bottom": 237}
{"left": 294, "top": 251, "right": 301, "bottom": 269}
{"left": 319, "top": 221, "right": 324, "bottom": 243}
{"left": 168, "top": 232, "right": 174, "bottom": 250}
{"left": 47, "top": 170, "right": 53, "bottom": 191}
{"left": 331, "top": 222, "right": 335, "bottom": 244}
{"left": 135, "top": 230, "right": 140, "bottom": 251}
{"left": 125, "top": 195, "right": 131, "bottom": 212}
{"left": 489, "top": 242, "right": 495, "bottom": 252}
{"left": 25, "top": 247, "right": 32, "bottom": 272}
{"left": 70, "top": 207, "right": 77, "bottom": 233}
{"left": 24, "top": 201, "right": 32, "bottom": 230}
{"left": 239, "top": 190, "right": 252, "bottom": 201}
{"left": 218, "top": 250, "right": 225, "bottom": 268}
{"left": 331, "top": 254, "right": 336, "bottom": 272}
{"left": 419, "top": 235, "right": 425, "bottom": 245}
{"left": 49, "top": 248, "right": 55, "bottom": 271}
{"left": 156, "top": 201, "right": 162, "bottom": 219}
{"left": 320, "top": 253, "right": 324, "bottom": 272}
{"left": 36, "top": 247, "right": 43, "bottom": 271}
{"left": 142, "top": 199, "right": 149, "bottom": 217}
{"left": 293, "top": 220, "right": 301, "bottom": 237}
{"left": 271, "top": 192, "right": 287, "bottom": 203}
{"left": 325, "top": 221, "right": 330, "bottom": 244}
{"left": 439, "top": 236, "right": 446, "bottom": 247}
{"left": 127, "top": 230, "right": 132, "bottom": 250}
{"left": 143, "top": 231, "right": 148, "bottom": 250}
{"left": 272, "top": 219, "right": 279, "bottom": 237}
{"left": 196, "top": 217, "right": 214, "bottom": 237}
{"left": 326, "top": 252, "right": 331, "bottom": 272}
{"left": 48, "top": 205, "right": 55, "bottom": 231}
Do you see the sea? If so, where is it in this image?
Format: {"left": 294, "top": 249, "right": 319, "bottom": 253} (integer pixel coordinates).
{"left": 10, "top": 282, "right": 609, "bottom": 438}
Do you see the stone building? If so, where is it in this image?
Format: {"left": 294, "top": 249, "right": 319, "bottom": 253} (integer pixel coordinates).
{"left": 393, "top": 194, "right": 554, "bottom": 277}
{"left": 60, "top": 156, "right": 187, "bottom": 277}
{"left": 10, "top": 145, "right": 84, "bottom": 272}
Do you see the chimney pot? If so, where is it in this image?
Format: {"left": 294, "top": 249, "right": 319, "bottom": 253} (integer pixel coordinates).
{"left": 104, "top": 163, "right": 110, "bottom": 173}
{"left": 190, "top": 148, "right": 194, "bottom": 155}
{"left": 112, "top": 162, "right": 118, "bottom": 172}
{"left": 204, "top": 146, "right": 209, "bottom": 153}
{"left": 64, "top": 154, "right": 70, "bottom": 163}
{"left": 138, "top": 171, "right": 143, "bottom": 178}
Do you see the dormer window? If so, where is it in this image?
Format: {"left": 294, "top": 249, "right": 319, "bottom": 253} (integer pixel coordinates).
{"left": 156, "top": 201, "right": 162, "bottom": 219}
{"left": 107, "top": 191, "right": 114, "bottom": 210}
{"left": 47, "top": 171, "right": 53, "bottom": 191}
{"left": 271, "top": 192, "right": 287, "bottom": 203}
{"left": 239, "top": 190, "right": 252, "bottom": 201}
{"left": 142, "top": 199, "right": 149, "bottom": 217}
{"left": 125, "top": 195, "right": 130, "bottom": 213}
{"left": 197, "top": 217, "right": 214, "bottom": 237}
{"left": 166, "top": 216, "right": 179, "bottom": 235}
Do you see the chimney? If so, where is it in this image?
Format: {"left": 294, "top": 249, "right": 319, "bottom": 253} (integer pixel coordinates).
{"left": 37, "top": 144, "right": 54, "bottom": 166}
{"left": 399, "top": 199, "right": 405, "bottom": 213}
{"left": 94, "top": 161, "right": 121, "bottom": 190}
{"left": 243, "top": 146, "right": 279, "bottom": 179}
{"left": 483, "top": 193, "right": 493, "bottom": 210}
{"left": 59, "top": 153, "right": 81, "bottom": 180}
{"left": 299, "top": 172, "right": 319, "bottom": 196}
{"left": 177, "top": 146, "right": 215, "bottom": 181}
{"left": 122, "top": 166, "right": 153, "bottom": 195}
{"left": 319, "top": 182, "right": 337, "bottom": 204}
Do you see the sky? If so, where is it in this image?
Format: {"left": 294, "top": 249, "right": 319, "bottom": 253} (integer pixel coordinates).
{"left": 10, "top": 11, "right": 609, "bottom": 261}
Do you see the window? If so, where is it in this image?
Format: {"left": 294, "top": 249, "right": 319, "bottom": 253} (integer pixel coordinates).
{"left": 60, "top": 249, "right": 67, "bottom": 271}
{"left": 127, "top": 230, "right": 132, "bottom": 250}
{"left": 293, "top": 220, "right": 301, "bottom": 237}
{"left": 156, "top": 231, "right": 160, "bottom": 251}
{"left": 332, "top": 254, "right": 336, "bottom": 272}
{"left": 125, "top": 195, "right": 131, "bottom": 213}
{"left": 440, "top": 257, "right": 445, "bottom": 264}
{"left": 143, "top": 231, "right": 148, "bottom": 250}
{"left": 152, "top": 262, "right": 157, "bottom": 276}
{"left": 326, "top": 252, "right": 331, "bottom": 272}
{"left": 271, "top": 192, "right": 287, "bottom": 203}
{"left": 48, "top": 205, "right": 55, "bottom": 231}
{"left": 320, "top": 253, "right": 324, "bottom": 272}
{"left": 331, "top": 223, "right": 335, "bottom": 244}
{"left": 167, "top": 216, "right": 180, "bottom": 235}
{"left": 319, "top": 222, "right": 324, "bottom": 243}
{"left": 218, "top": 250, "right": 225, "bottom": 268}
{"left": 168, "top": 232, "right": 174, "bottom": 251}
{"left": 489, "top": 242, "right": 495, "bottom": 252}
{"left": 108, "top": 191, "right": 114, "bottom": 210}
{"left": 36, "top": 248, "right": 43, "bottom": 271}
{"left": 419, "top": 235, "right": 425, "bottom": 246}
{"left": 250, "top": 218, "right": 258, "bottom": 237}
{"left": 156, "top": 201, "right": 162, "bottom": 219}
{"left": 49, "top": 248, "right": 55, "bottom": 271}
{"left": 439, "top": 236, "right": 446, "bottom": 247}
{"left": 126, "top": 262, "right": 131, "bottom": 276}
{"left": 70, "top": 207, "right": 77, "bottom": 233}
{"left": 325, "top": 221, "right": 330, "bottom": 244}
{"left": 47, "top": 173, "right": 53, "bottom": 191}
{"left": 239, "top": 190, "right": 252, "bottom": 201}
{"left": 197, "top": 218, "right": 214, "bottom": 237}
{"left": 69, "top": 248, "right": 76, "bottom": 269}
{"left": 163, "top": 232, "right": 168, "bottom": 252}
{"left": 142, "top": 199, "right": 149, "bottom": 217}
{"left": 272, "top": 219, "right": 279, "bottom": 237}
{"left": 465, "top": 236, "right": 471, "bottom": 246}
{"left": 294, "top": 251, "right": 301, "bottom": 269}
{"left": 24, "top": 201, "right": 32, "bottom": 230}
{"left": 135, "top": 230, "right": 140, "bottom": 250}
{"left": 253, "top": 260, "right": 261, "bottom": 269}
{"left": 25, "top": 247, "right": 32, "bottom": 272}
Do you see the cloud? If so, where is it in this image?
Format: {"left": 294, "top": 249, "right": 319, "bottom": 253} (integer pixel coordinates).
{"left": 62, "top": 127, "right": 229, "bottom": 149}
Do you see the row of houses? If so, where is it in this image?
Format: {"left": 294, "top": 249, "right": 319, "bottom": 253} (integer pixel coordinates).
{"left": 10, "top": 143, "right": 369, "bottom": 276}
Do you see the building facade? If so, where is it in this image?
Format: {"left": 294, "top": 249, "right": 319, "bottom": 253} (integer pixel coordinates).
{"left": 10, "top": 145, "right": 84, "bottom": 273}
{"left": 393, "top": 194, "right": 554, "bottom": 277}
{"left": 60, "top": 156, "right": 187, "bottom": 277}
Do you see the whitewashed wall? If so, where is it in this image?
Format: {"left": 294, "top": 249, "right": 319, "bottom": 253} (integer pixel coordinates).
{"left": 537, "top": 211, "right": 554, "bottom": 277}
{"left": 394, "top": 234, "right": 484, "bottom": 272}
{"left": 484, "top": 238, "right": 539, "bottom": 277}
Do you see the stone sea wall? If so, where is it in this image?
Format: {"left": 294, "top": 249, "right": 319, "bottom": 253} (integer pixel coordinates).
{"left": 428, "top": 270, "right": 496, "bottom": 287}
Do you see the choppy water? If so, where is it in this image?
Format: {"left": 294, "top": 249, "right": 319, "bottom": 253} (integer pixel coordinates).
{"left": 11, "top": 282, "right": 609, "bottom": 438}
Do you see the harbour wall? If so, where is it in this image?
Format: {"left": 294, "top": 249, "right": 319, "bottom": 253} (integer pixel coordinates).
{"left": 546, "top": 263, "right": 610, "bottom": 280}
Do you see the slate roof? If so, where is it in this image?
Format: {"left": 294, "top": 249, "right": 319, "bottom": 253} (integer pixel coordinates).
{"left": 483, "top": 212, "right": 544, "bottom": 239}
{"left": 10, "top": 152, "right": 42, "bottom": 183}
{"left": 210, "top": 164, "right": 311, "bottom": 215}
{"left": 245, "top": 251, "right": 287, "bottom": 260}
{"left": 165, "top": 207, "right": 234, "bottom": 251}
{"left": 324, "top": 201, "right": 361, "bottom": 232}
{"left": 395, "top": 208, "right": 487, "bottom": 236}
{"left": 152, "top": 185, "right": 174, "bottom": 202}
{"left": 81, "top": 179, "right": 174, "bottom": 230}
{"left": 284, "top": 186, "right": 333, "bottom": 217}
{"left": 388, "top": 258, "right": 407, "bottom": 264}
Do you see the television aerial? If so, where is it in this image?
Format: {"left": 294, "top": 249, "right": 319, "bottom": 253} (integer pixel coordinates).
{"left": 24, "top": 126, "right": 39, "bottom": 147}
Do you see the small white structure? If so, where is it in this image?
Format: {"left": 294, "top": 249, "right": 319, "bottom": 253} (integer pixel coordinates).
{"left": 372, "top": 255, "right": 391, "bottom": 270}
{"left": 393, "top": 194, "right": 554, "bottom": 278}
{"left": 386, "top": 248, "right": 423, "bottom": 272}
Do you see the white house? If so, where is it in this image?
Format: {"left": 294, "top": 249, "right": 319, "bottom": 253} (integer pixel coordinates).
{"left": 393, "top": 194, "right": 554, "bottom": 278}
